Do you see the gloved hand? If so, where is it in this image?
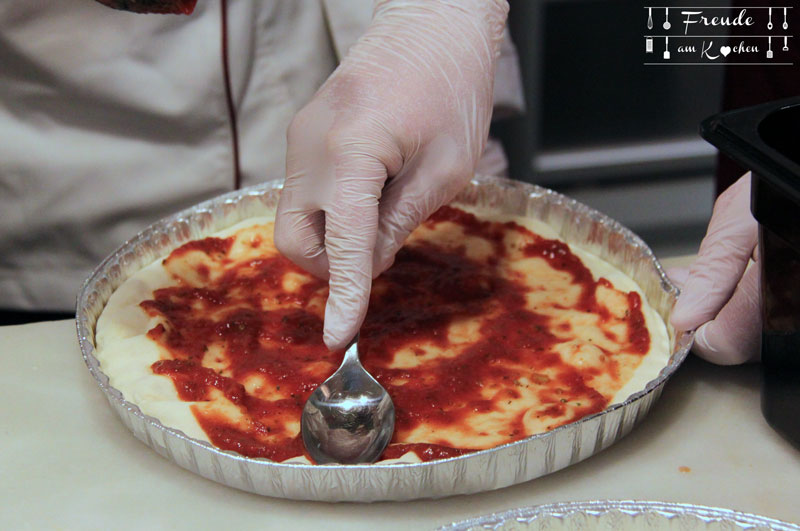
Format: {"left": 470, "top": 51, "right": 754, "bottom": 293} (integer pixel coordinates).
{"left": 274, "top": 0, "right": 509, "bottom": 350}
{"left": 670, "top": 173, "right": 761, "bottom": 364}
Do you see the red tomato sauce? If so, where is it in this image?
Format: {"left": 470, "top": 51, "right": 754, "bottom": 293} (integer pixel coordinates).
{"left": 140, "top": 206, "right": 651, "bottom": 462}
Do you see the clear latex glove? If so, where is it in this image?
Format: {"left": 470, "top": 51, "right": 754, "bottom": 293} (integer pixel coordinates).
{"left": 274, "top": 0, "right": 508, "bottom": 350}
{"left": 670, "top": 173, "right": 761, "bottom": 365}
{"left": 475, "top": 138, "right": 508, "bottom": 177}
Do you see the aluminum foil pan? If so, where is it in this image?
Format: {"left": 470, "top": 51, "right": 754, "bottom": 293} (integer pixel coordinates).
{"left": 440, "top": 500, "right": 800, "bottom": 530}
{"left": 76, "top": 174, "right": 693, "bottom": 502}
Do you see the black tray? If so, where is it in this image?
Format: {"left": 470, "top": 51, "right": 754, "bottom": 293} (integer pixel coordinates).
{"left": 701, "top": 97, "right": 800, "bottom": 450}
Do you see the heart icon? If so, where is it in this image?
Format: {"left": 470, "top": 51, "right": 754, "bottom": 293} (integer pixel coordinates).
{"left": 720, "top": 46, "right": 731, "bottom": 57}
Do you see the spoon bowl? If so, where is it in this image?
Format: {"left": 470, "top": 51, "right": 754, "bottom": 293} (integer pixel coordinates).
{"left": 301, "top": 336, "right": 395, "bottom": 464}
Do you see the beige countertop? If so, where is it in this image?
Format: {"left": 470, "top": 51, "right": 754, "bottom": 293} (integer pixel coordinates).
{"left": 2, "top": 317, "right": 799, "bottom": 530}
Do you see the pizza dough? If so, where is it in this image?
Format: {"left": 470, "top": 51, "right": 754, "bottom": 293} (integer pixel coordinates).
{"left": 95, "top": 205, "right": 670, "bottom": 463}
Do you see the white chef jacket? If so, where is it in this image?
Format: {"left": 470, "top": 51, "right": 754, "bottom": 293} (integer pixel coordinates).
{"left": 0, "top": 0, "right": 523, "bottom": 312}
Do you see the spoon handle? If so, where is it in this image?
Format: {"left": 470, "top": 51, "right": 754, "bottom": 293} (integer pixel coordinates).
{"left": 342, "top": 334, "right": 360, "bottom": 363}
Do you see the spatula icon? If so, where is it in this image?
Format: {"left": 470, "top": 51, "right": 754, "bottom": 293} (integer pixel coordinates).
{"left": 664, "top": 36, "right": 670, "bottom": 60}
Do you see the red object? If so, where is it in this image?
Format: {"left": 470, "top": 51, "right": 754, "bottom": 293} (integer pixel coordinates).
{"left": 94, "top": 0, "right": 197, "bottom": 15}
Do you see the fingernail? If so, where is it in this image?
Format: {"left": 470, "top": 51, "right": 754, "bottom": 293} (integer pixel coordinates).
{"left": 693, "top": 323, "right": 718, "bottom": 355}
{"left": 323, "top": 296, "right": 357, "bottom": 351}
{"left": 323, "top": 322, "right": 349, "bottom": 351}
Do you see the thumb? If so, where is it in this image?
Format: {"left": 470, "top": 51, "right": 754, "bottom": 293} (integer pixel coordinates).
{"left": 372, "top": 138, "right": 472, "bottom": 275}
{"left": 692, "top": 262, "right": 761, "bottom": 365}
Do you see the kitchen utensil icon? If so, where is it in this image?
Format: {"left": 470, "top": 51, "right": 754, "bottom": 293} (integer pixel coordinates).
{"left": 663, "top": 36, "right": 670, "bottom": 60}
{"left": 646, "top": 36, "right": 653, "bottom": 53}
{"left": 768, "top": 8, "right": 773, "bottom": 30}
{"left": 783, "top": 8, "right": 788, "bottom": 30}
{"left": 663, "top": 7, "right": 671, "bottom": 30}
{"left": 767, "top": 36, "right": 773, "bottom": 59}
{"left": 784, "top": 36, "right": 789, "bottom": 52}
{"left": 648, "top": 7, "right": 653, "bottom": 30}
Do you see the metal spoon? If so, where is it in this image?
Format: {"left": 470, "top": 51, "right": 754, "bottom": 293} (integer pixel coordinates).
{"left": 301, "top": 335, "right": 395, "bottom": 464}
{"left": 663, "top": 7, "right": 671, "bottom": 30}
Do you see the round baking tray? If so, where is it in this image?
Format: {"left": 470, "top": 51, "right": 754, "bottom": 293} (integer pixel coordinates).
{"left": 76, "top": 175, "right": 693, "bottom": 502}
{"left": 439, "top": 500, "right": 800, "bottom": 530}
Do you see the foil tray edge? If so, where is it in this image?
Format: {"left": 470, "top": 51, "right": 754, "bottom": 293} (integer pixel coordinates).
{"left": 76, "top": 175, "right": 693, "bottom": 502}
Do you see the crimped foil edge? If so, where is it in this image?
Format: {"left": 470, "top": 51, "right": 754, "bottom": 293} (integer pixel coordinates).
{"left": 439, "top": 500, "right": 800, "bottom": 530}
{"left": 76, "top": 175, "right": 693, "bottom": 502}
